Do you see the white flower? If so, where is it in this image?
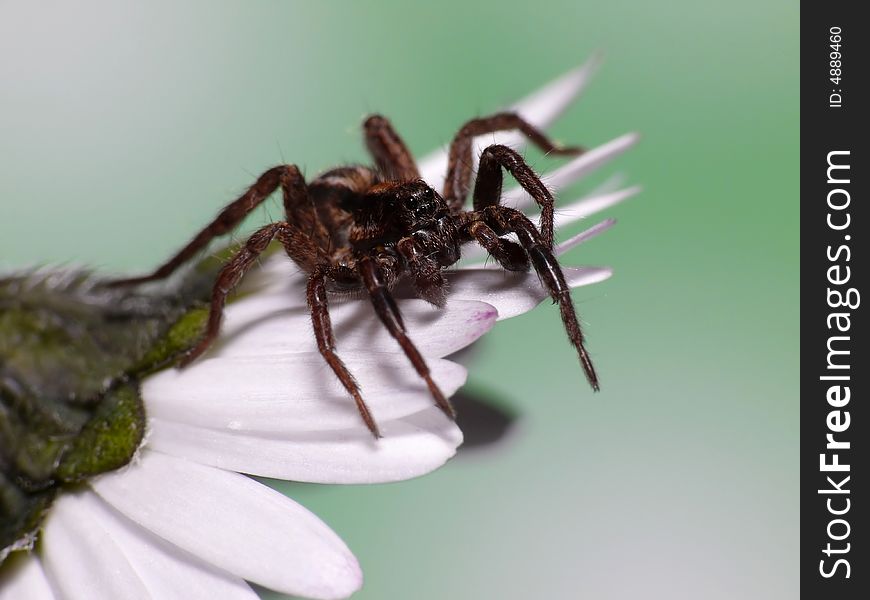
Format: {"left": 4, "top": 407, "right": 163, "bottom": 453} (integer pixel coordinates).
{"left": 0, "top": 56, "right": 638, "bottom": 599}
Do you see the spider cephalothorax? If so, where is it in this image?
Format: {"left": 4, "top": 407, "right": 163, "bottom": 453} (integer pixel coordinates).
{"left": 111, "top": 112, "right": 598, "bottom": 437}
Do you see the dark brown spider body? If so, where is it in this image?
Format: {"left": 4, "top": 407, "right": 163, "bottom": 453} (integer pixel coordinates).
{"left": 110, "top": 112, "right": 598, "bottom": 437}
{"left": 309, "top": 168, "right": 460, "bottom": 266}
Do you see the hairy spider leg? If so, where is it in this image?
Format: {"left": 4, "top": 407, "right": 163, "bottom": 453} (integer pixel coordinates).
{"left": 358, "top": 256, "right": 456, "bottom": 420}
{"left": 179, "top": 221, "right": 328, "bottom": 366}
{"left": 474, "top": 205, "right": 600, "bottom": 392}
{"left": 395, "top": 236, "right": 449, "bottom": 307}
{"left": 308, "top": 266, "right": 380, "bottom": 437}
{"left": 363, "top": 115, "right": 420, "bottom": 181}
{"left": 281, "top": 167, "right": 334, "bottom": 251}
{"left": 472, "top": 144, "right": 561, "bottom": 249}
{"left": 109, "top": 165, "right": 309, "bottom": 286}
{"left": 443, "top": 112, "right": 584, "bottom": 214}
{"left": 465, "top": 221, "right": 530, "bottom": 272}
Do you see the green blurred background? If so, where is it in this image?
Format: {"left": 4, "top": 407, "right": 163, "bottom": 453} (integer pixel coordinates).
{"left": 0, "top": 1, "right": 798, "bottom": 598}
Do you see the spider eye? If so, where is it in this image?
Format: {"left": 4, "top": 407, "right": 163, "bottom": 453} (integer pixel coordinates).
{"left": 405, "top": 189, "right": 427, "bottom": 211}
{"left": 398, "top": 184, "right": 440, "bottom": 229}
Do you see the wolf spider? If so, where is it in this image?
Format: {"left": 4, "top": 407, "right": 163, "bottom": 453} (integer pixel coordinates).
{"left": 111, "top": 113, "right": 598, "bottom": 437}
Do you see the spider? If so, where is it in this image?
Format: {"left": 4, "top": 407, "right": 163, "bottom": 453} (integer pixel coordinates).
{"left": 110, "top": 113, "right": 598, "bottom": 437}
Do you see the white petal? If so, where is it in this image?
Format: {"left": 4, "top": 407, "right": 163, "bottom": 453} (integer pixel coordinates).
{"left": 212, "top": 295, "right": 497, "bottom": 360}
{"left": 419, "top": 56, "right": 601, "bottom": 189}
{"left": 460, "top": 190, "right": 626, "bottom": 262}
{"left": 583, "top": 172, "right": 628, "bottom": 196}
{"left": 91, "top": 451, "right": 362, "bottom": 600}
{"left": 78, "top": 493, "right": 258, "bottom": 600}
{"left": 504, "top": 54, "right": 602, "bottom": 131}
{"left": 0, "top": 555, "right": 56, "bottom": 600}
{"left": 148, "top": 405, "right": 462, "bottom": 484}
{"left": 504, "top": 133, "right": 640, "bottom": 210}
{"left": 554, "top": 218, "right": 617, "bottom": 257}
{"left": 236, "top": 255, "right": 307, "bottom": 297}
{"left": 459, "top": 182, "right": 638, "bottom": 264}
{"left": 40, "top": 491, "right": 152, "bottom": 600}
{"left": 143, "top": 353, "right": 467, "bottom": 432}
{"left": 447, "top": 266, "right": 611, "bottom": 320}
{"left": 531, "top": 185, "right": 641, "bottom": 231}
{"left": 463, "top": 218, "right": 617, "bottom": 269}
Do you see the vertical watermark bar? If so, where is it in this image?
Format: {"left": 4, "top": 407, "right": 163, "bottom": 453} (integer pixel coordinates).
{"left": 803, "top": 3, "right": 867, "bottom": 597}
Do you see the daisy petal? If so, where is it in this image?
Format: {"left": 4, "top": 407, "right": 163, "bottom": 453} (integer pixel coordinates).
{"left": 0, "top": 555, "right": 56, "bottom": 600}
{"left": 236, "top": 256, "right": 307, "bottom": 298}
{"left": 81, "top": 493, "right": 259, "bottom": 600}
{"left": 463, "top": 218, "right": 617, "bottom": 268}
{"left": 555, "top": 218, "right": 618, "bottom": 256}
{"left": 147, "top": 405, "right": 462, "bottom": 484}
{"left": 91, "top": 451, "right": 362, "bottom": 600}
{"left": 504, "top": 133, "right": 640, "bottom": 210}
{"left": 40, "top": 492, "right": 151, "bottom": 599}
{"left": 418, "top": 56, "right": 601, "bottom": 189}
{"left": 143, "top": 352, "right": 467, "bottom": 433}
{"left": 213, "top": 296, "right": 498, "bottom": 360}
{"left": 446, "top": 267, "right": 611, "bottom": 320}
{"left": 505, "top": 54, "right": 602, "bottom": 130}
{"left": 459, "top": 183, "right": 638, "bottom": 264}
{"left": 529, "top": 185, "right": 641, "bottom": 232}
{"left": 584, "top": 172, "right": 628, "bottom": 196}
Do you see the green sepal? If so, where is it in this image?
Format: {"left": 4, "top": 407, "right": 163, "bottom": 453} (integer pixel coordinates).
{"left": 54, "top": 382, "right": 146, "bottom": 483}
{"left": 131, "top": 306, "right": 210, "bottom": 376}
{"left": 0, "top": 260, "right": 223, "bottom": 564}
